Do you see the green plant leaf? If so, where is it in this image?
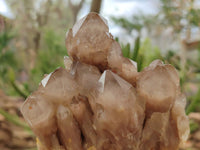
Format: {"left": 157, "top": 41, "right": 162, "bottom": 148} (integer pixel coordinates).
{"left": 132, "top": 36, "right": 140, "bottom": 61}
{"left": 122, "top": 43, "right": 130, "bottom": 58}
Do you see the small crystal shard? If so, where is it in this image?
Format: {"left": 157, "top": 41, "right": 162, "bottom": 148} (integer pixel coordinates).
{"left": 21, "top": 13, "right": 189, "bottom": 150}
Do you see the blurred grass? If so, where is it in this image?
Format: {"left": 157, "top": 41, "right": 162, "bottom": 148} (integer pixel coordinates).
{"left": 186, "top": 88, "right": 200, "bottom": 115}
{"left": 0, "top": 108, "right": 34, "bottom": 136}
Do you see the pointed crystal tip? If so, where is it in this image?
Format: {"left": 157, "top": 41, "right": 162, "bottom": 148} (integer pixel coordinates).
{"left": 65, "top": 12, "right": 113, "bottom": 70}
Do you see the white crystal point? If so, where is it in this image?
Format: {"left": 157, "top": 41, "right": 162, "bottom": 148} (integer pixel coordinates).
{"left": 41, "top": 72, "right": 52, "bottom": 87}
{"left": 129, "top": 59, "right": 137, "bottom": 69}
{"left": 98, "top": 71, "right": 106, "bottom": 93}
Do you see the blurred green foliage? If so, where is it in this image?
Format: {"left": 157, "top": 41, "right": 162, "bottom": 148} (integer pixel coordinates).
{"left": 0, "top": 30, "right": 16, "bottom": 78}
{"left": 30, "top": 29, "right": 67, "bottom": 90}
{"left": 0, "top": 30, "right": 19, "bottom": 94}
{"left": 0, "top": 28, "right": 67, "bottom": 97}
{"left": 120, "top": 37, "right": 162, "bottom": 72}
{"left": 0, "top": 108, "right": 33, "bottom": 135}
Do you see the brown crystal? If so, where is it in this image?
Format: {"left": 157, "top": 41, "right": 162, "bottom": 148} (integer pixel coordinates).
{"left": 21, "top": 13, "right": 189, "bottom": 150}
{"left": 107, "top": 41, "right": 138, "bottom": 85}
{"left": 94, "top": 70, "right": 144, "bottom": 150}
{"left": 21, "top": 93, "right": 62, "bottom": 149}
{"left": 66, "top": 12, "right": 113, "bottom": 70}
{"left": 56, "top": 105, "right": 83, "bottom": 150}
{"left": 136, "top": 60, "right": 178, "bottom": 116}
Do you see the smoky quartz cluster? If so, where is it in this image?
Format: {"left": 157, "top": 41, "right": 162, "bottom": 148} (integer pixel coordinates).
{"left": 21, "top": 12, "right": 189, "bottom": 150}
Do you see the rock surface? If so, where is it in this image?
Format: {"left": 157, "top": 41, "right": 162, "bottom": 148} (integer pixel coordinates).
{"left": 21, "top": 12, "right": 189, "bottom": 150}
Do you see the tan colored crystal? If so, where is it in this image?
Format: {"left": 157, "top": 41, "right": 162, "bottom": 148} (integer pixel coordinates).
{"left": 171, "top": 94, "right": 190, "bottom": 142}
{"left": 66, "top": 13, "right": 138, "bottom": 85}
{"left": 136, "top": 60, "right": 178, "bottom": 116}
{"left": 107, "top": 41, "right": 138, "bottom": 86}
{"left": 21, "top": 13, "right": 189, "bottom": 150}
{"left": 70, "top": 61, "right": 101, "bottom": 95}
{"left": 94, "top": 70, "right": 144, "bottom": 150}
{"left": 70, "top": 96, "right": 97, "bottom": 148}
{"left": 21, "top": 93, "right": 61, "bottom": 149}
{"left": 39, "top": 67, "right": 78, "bottom": 104}
{"left": 66, "top": 12, "right": 113, "bottom": 70}
{"left": 139, "top": 112, "right": 180, "bottom": 150}
{"left": 56, "top": 105, "right": 83, "bottom": 150}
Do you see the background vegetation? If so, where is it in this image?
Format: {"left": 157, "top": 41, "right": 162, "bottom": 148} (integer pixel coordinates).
{"left": 0, "top": 0, "right": 199, "bottom": 149}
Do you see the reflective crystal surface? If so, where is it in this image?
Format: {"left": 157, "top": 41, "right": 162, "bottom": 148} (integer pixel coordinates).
{"left": 21, "top": 13, "right": 189, "bottom": 150}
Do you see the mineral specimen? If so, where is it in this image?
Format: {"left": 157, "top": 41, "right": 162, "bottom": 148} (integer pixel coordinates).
{"left": 21, "top": 12, "right": 189, "bottom": 150}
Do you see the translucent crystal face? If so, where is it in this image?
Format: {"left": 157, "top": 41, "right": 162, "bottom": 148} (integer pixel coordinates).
{"left": 21, "top": 12, "right": 189, "bottom": 150}
{"left": 21, "top": 94, "right": 54, "bottom": 127}
{"left": 39, "top": 67, "right": 78, "bottom": 103}
{"left": 66, "top": 12, "right": 113, "bottom": 70}
{"left": 138, "top": 67, "right": 175, "bottom": 100}
{"left": 91, "top": 70, "right": 145, "bottom": 149}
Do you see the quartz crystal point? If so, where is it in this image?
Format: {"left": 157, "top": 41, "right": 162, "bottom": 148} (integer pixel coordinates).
{"left": 70, "top": 61, "right": 101, "bottom": 95}
{"left": 136, "top": 60, "right": 178, "bottom": 116}
{"left": 66, "top": 13, "right": 138, "bottom": 85}
{"left": 21, "top": 93, "right": 62, "bottom": 150}
{"left": 95, "top": 70, "right": 145, "bottom": 150}
{"left": 21, "top": 12, "right": 189, "bottom": 150}
{"left": 39, "top": 67, "right": 78, "bottom": 104}
{"left": 137, "top": 60, "right": 189, "bottom": 150}
{"left": 66, "top": 12, "right": 113, "bottom": 70}
{"left": 107, "top": 41, "right": 138, "bottom": 86}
